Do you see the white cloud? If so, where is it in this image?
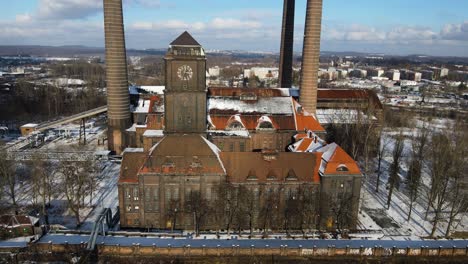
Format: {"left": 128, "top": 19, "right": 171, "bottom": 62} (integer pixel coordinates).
{"left": 16, "top": 14, "right": 32, "bottom": 23}
{"left": 210, "top": 18, "right": 261, "bottom": 30}
{"left": 440, "top": 21, "right": 468, "bottom": 41}
{"left": 37, "top": 0, "right": 102, "bottom": 20}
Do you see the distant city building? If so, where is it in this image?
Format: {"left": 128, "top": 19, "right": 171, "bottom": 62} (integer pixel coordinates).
{"left": 349, "top": 69, "right": 367, "bottom": 79}
{"left": 208, "top": 66, "right": 220, "bottom": 77}
{"left": 400, "top": 70, "right": 421, "bottom": 82}
{"left": 367, "top": 68, "right": 384, "bottom": 78}
{"left": 244, "top": 67, "right": 279, "bottom": 81}
{"left": 429, "top": 67, "right": 449, "bottom": 80}
{"left": 421, "top": 70, "right": 434, "bottom": 80}
{"left": 385, "top": 70, "right": 400, "bottom": 81}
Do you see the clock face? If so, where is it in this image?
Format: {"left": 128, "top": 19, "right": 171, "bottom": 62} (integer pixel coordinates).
{"left": 177, "top": 65, "right": 193, "bottom": 81}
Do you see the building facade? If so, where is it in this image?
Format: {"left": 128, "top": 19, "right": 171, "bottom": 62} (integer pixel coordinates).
{"left": 118, "top": 32, "right": 363, "bottom": 232}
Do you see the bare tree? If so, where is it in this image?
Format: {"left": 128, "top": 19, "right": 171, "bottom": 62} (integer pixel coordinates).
{"left": 386, "top": 133, "right": 405, "bottom": 209}
{"left": 329, "top": 192, "right": 354, "bottom": 230}
{"left": 0, "top": 150, "right": 18, "bottom": 214}
{"left": 236, "top": 185, "right": 256, "bottom": 236}
{"left": 299, "top": 185, "right": 319, "bottom": 233}
{"left": 214, "top": 182, "right": 238, "bottom": 235}
{"left": 30, "top": 154, "right": 54, "bottom": 225}
{"left": 184, "top": 190, "right": 210, "bottom": 237}
{"left": 426, "top": 133, "right": 452, "bottom": 237}
{"left": 259, "top": 187, "right": 280, "bottom": 237}
{"left": 444, "top": 122, "right": 468, "bottom": 237}
{"left": 406, "top": 126, "right": 428, "bottom": 221}
{"left": 57, "top": 160, "right": 95, "bottom": 227}
{"left": 165, "top": 198, "right": 180, "bottom": 232}
{"left": 375, "top": 129, "right": 391, "bottom": 193}
{"left": 282, "top": 187, "right": 302, "bottom": 235}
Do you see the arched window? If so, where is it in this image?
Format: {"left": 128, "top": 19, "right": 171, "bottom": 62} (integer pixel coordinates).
{"left": 257, "top": 116, "right": 275, "bottom": 130}
{"left": 259, "top": 121, "right": 274, "bottom": 129}
{"left": 228, "top": 121, "right": 244, "bottom": 130}
{"left": 337, "top": 164, "right": 349, "bottom": 172}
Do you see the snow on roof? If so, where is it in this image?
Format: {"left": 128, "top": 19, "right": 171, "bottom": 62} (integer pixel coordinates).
{"left": 207, "top": 115, "right": 215, "bottom": 129}
{"left": 275, "top": 88, "right": 291, "bottom": 96}
{"left": 316, "top": 109, "right": 377, "bottom": 125}
{"left": 134, "top": 99, "right": 151, "bottom": 113}
{"left": 21, "top": 123, "right": 38, "bottom": 128}
{"left": 94, "top": 150, "right": 111, "bottom": 156}
{"left": 201, "top": 136, "right": 226, "bottom": 174}
{"left": 317, "top": 143, "right": 338, "bottom": 162}
{"left": 143, "top": 130, "right": 164, "bottom": 137}
{"left": 290, "top": 135, "right": 326, "bottom": 153}
{"left": 126, "top": 124, "right": 137, "bottom": 132}
{"left": 139, "top": 86, "right": 165, "bottom": 94}
{"left": 208, "top": 130, "right": 250, "bottom": 138}
{"left": 208, "top": 97, "right": 293, "bottom": 115}
{"left": 123, "top": 148, "right": 144, "bottom": 154}
{"left": 258, "top": 115, "right": 273, "bottom": 123}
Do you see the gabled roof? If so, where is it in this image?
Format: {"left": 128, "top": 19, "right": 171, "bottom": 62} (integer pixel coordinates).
{"left": 170, "top": 31, "right": 201, "bottom": 46}
{"left": 139, "top": 135, "right": 225, "bottom": 175}
{"left": 316, "top": 143, "right": 361, "bottom": 175}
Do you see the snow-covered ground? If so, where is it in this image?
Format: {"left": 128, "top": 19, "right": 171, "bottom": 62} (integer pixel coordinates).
{"left": 78, "top": 162, "right": 120, "bottom": 231}
{"left": 358, "top": 122, "right": 467, "bottom": 240}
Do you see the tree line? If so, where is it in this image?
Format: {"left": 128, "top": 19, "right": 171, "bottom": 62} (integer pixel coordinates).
{"left": 164, "top": 183, "right": 324, "bottom": 237}
{"left": 325, "top": 102, "right": 467, "bottom": 238}
{"left": 0, "top": 151, "right": 102, "bottom": 227}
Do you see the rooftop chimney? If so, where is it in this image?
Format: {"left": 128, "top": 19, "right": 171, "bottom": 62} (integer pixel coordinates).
{"left": 278, "top": 0, "right": 295, "bottom": 88}
{"left": 300, "top": 0, "right": 323, "bottom": 114}
{"left": 103, "top": 0, "right": 131, "bottom": 154}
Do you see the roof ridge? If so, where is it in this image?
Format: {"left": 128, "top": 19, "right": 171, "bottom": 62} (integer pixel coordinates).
{"left": 170, "top": 31, "right": 201, "bottom": 46}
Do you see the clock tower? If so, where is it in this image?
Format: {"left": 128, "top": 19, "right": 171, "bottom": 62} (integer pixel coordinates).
{"left": 164, "top": 31, "right": 207, "bottom": 134}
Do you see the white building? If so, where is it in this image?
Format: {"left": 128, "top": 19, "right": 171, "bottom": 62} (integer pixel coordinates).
{"left": 208, "top": 66, "right": 221, "bottom": 77}
{"left": 244, "top": 67, "right": 279, "bottom": 80}
{"left": 386, "top": 70, "right": 400, "bottom": 81}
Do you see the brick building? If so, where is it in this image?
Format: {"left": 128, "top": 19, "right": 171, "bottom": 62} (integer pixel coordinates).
{"left": 118, "top": 32, "right": 363, "bottom": 231}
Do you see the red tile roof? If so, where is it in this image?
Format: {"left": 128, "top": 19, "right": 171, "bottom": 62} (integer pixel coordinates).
{"left": 323, "top": 145, "right": 361, "bottom": 175}
{"left": 292, "top": 99, "right": 325, "bottom": 132}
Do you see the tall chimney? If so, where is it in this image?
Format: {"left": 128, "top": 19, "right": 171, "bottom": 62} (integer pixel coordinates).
{"left": 278, "top": 0, "right": 295, "bottom": 88}
{"left": 103, "top": 0, "right": 131, "bottom": 154}
{"left": 300, "top": 0, "right": 323, "bottom": 114}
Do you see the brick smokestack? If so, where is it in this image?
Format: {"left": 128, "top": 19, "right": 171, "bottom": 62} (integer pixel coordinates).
{"left": 103, "top": 0, "right": 131, "bottom": 154}
{"left": 300, "top": 0, "right": 323, "bottom": 114}
{"left": 278, "top": 0, "right": 295, "bottom": 88}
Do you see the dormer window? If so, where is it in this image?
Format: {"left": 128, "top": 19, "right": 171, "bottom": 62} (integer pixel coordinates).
{"left": 228, "top": 121, "right": 244, "bottom": 130}
{"left": 256, "top": 116, "right": 275, "bottom": 131}
{"left": 247, "top": 169, "right": 257, "bottom": 181}
{"left": 162, "top": 158, "right": 175, "bottom": 173}
{"left": 267, "top": 170, "right": 277, "bottom": 180}
{"left": 286, "top": 169, "right": 298, "bottom": 181}
{"left": 337, "top": 164, "right": 349, "bottom": 172}
{"left": 226, "top": 115, "right": 246, "bottom": 131}
{"left": 190, "top": 156, "right": 202, "bottom": 169}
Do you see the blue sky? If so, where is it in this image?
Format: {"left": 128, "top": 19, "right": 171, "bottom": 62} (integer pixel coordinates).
{"left": 1, "top": 0, "right": 467, "bottom": 56}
